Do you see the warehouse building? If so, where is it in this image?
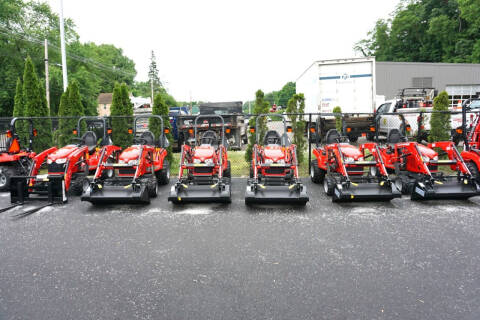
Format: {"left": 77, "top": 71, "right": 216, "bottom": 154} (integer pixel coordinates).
{"left": 297, "top": 57, "right": 480, "bottom": 112}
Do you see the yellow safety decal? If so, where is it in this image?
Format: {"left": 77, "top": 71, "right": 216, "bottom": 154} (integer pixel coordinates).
{"left": 43, "top": 178, "right": 49, "bottom": 182}
{"left": 434, "top": 181, "right": 443, "bottom": 185}
{"left": 259, "top": 184, "right": 266, "bottom": 189}
{"left": 380, "top": 181, "right": 385, "bottom": 186}
{"left": 97, "top": 184, "right": 102, "bottom": 189}
{"left": 123, "top": 184, "right": 131, "bottom": 189}
{"left": 288, "top": 184, "right": 295, "bottom": 189}
{"left": 351, "top": 195, "right": 354, "bottom": 199}
{"left": 178, "top": 197, "right": 181, "bottom": 201}
{"left": 351, "top": 182, "right": 358, "bottom": 187}
{"left": 181, "top": 184, "right": 188, "bottom": 189}
{"left": 464, "top": 179, "right": 468, "bottom": 185}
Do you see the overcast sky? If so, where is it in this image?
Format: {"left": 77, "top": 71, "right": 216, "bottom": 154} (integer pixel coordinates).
{"left": 46, "top": 0, "right": 398, "bottom": 102}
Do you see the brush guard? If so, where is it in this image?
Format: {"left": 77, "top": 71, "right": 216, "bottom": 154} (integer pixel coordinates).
{"left": 411, "top": 177, "right": 479, "bottom": 201}
{"left": 168, "top": 178, "right": 231, "bottom": 204}
{"left": 245, "top": 179, "right": 308, "bottom": 205}
{"left": 332, "top": 179, "right": 401, "bottom": 203}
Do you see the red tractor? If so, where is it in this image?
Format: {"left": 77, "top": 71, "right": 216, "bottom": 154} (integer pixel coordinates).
{"left": 459, "top": 99, "right": 480, "bottom": 181}
{"left": 0, "top": 117, "right": 39, "bottom": 191}
{"left": 245, "top": 114, "right": 308, "bottom": 205}
{"left": 82, "top": 115, "right": 170, "bottom": 204}
{"left": 4, "top": 116, "right": 119, "bottom": 216}
{"left": 169, "top": 115, "right": 231, "bottom": 203}
{"left": 310, "top": 128, "right": 401, "bottom": 202}
{"left": 374, "top": 129, "right": 479, "bottom": 200}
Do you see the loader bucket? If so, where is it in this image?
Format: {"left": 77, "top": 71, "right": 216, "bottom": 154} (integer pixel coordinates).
{"left": 411, "top": 179, "right": 479, "bottom": 201}
{"left": 81, "top": 183, "right": 150, "bottom": 204}
{"left": 168, "top": 183, "right": 231, "bottom": 204}
{"left": 332, "top": 182, "right": 401, "bottom": 203}
{"left": 244, "top": 182, "right": 309, "bottom": 205}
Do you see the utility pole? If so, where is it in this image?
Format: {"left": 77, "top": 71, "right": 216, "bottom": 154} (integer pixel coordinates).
{"left": 44, "top": 39, "right": 50, "bottom": 111}
{"left": 59, "top": 0, "right": 68, "bottom": 91}
{"left": 150, "top": 77, "right": 154, "bottom": 108}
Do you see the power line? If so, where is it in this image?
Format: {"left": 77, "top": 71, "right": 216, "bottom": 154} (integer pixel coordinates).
{"left": 0, "top": 26, "right": 136, "bottom": 78}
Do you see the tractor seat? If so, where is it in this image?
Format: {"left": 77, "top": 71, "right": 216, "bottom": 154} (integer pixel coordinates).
{"left": 200, "top": 130, "right": 218, "bottom": 146}
{"left": 140, "top": 131, "right": 155, "bottom": 146}
{"left": 81, "top": 131, "right": 97, "bottom": 154}
{"left": 325, "top": 129, "right": 341, "bottom": 144}
{"left": 264, "top": 130, "right": 281, "bottom": 145}
{"left": 387, "top": 129, "right": 405, "bottom": 144}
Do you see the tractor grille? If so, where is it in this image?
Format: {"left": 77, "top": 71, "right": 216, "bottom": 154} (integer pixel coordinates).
{"left": 119, "top": 168, "right": 136, "bottom": 175}
{"left": 0, "top": 134, "right": 8, "bottom": 152}
{"left": 48, "top": 163, "right": 66, "bottom": 173}
{"left": 347, "top": 166, "right": 364, "bottom": 174}
{"left": 194, "top": 167, "right": 213, "bottom": 174}
{"left": 264, "top": 167, "right": 286, "bottom": 175}
{"left": 428, "top": 164, "right": 438, "bottom": 171}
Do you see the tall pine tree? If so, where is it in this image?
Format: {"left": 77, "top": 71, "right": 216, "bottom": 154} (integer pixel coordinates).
{"left": 110, "top": 83, "right": 132, "bottom": 149}
{"left": 57, "top": 80, "right": 85, "bottom": 146}
{"left": 150, "top": 93, "right": 173, "bottom": 163}
{"left": 245, "top": 90, "right": 270, "bottom": 162}
{"left": 13, "top": 78, "right": 28, "bottom": 146}
{"left": 22, "top": 56, "right": 52, "bottom": 152}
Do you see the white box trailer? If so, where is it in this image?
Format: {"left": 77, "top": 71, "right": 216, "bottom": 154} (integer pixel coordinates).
{"left": 297, "top": 57, "right": 382, "bottom": 141}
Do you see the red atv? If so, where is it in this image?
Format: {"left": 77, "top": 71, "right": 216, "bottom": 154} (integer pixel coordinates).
{"left": 245, "top": 114, "right": 308, "bottom": 205}
{"left": 5, "top": 117, "right": 119, "bottom": 216}
{"left": 0, "top": 117, "right": 38, "bottom": 191}
{"left": 169, "top": 115, "right": 231, "bottom": 203}
{"left": 310, "top": 129, "right": 401, "bottom": 202}
{"left": 82, "top": 115, "right": 170, "bottom": 204}
{"left": 375, "top": 129, "right": 479, "bottom": 200}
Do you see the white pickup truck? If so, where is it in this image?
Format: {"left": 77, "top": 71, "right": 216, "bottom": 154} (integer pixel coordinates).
{"left": 374, "top": 88, "right": 465, "bottom": 142}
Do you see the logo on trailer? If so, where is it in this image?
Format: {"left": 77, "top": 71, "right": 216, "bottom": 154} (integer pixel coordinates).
{"left": 341, "top": 73, "right": 350, "bottom": 80}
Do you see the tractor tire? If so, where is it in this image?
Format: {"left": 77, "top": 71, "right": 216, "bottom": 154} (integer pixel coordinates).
{"left": 224, "top": 161, "right": 231, "bottom": 178}
{"left": 101, "top": 157, "right": 115, "bottom": 179}
{"left": 466, "top": 162, "right": 480, "bottom": 184}
{"left": 70, "top": 176, "right": 89, "bottom": 196}
{"left": 156, "top": 159, "right": 170, "bottom": 185}
{"left": 0, "top": 166, "right": 17, "bottom": 191}
{"left": 394, "top": 176, "right": 413, "bottom": 195}
{"left": 310, "top": 160, "right": 325, "bottom": 184}
{"left": 323, "top": 176, "right": 335, "bottom": 196}
{"left": 148, "top": 176, "right": 158, "bottom": 198}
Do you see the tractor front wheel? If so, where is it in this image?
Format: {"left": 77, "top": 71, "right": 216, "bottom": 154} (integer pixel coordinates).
{"left": 323, "top": 176, "right": 335, "bottom": 196}
{"left": 0, "top": 166, "right": 17, "bottom": 191}
{"left": 148, "top": 176, "right": 158, "bottom": 198}
{"left": 310, "top": 160, "right": 325, "bottom": 184}
{"left": 224, "top": 161, "right": 231, "bottom": 178}
{"left": 466, "top": 161, "right": 480, "bottom": 184}
{"left": 156, "top": 159, "right": 170, "bottom": 185}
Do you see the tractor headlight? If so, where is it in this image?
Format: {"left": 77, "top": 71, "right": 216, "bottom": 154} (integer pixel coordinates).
{"left": 193, "top": 158, "right": 202, "bottom": 164}
{"left": 276, "top": 159, "right": 285, "bottom": 165}
{"left": 119, "top": 160, "right": 125, "bottom": 164}
{"left": 344, "top": 157, "right": 355, "bottom": 164}
{"left": 204, "top": 158, "right": 214, "bottom": 165}
{"left": 128, "top": 160, "right": 139, "bottom": 166}
{"left": 55, "top": 158, "right": 67, "bottom": 164}
{"left": 422, "top": 156, "right": 430, "bottom": 163}
{"left": 47, "top": 159, "right": 53, "bottom": 164}
{"left": 264, "top": 159, "right": 273, "bottom": 164}
{"left": 432, "top": 156, "right": 438, "bottom": 161}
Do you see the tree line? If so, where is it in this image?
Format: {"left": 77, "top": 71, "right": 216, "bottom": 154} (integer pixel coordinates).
{"left": 355, "top": 0, "right": 480, "bottom": 63}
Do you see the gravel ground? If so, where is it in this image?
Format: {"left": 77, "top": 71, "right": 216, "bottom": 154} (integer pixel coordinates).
{"left": 0, "top": 179, "right": 479, "bottom": 320}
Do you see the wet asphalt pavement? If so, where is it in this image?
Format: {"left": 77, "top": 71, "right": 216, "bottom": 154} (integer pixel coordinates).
{"left": 1, "top": 179, "right": 480, "bottom": 320}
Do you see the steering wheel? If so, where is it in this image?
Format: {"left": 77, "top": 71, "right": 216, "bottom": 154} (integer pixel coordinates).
{"left": 134, "top": 138, "right": 149, "bottom": 145}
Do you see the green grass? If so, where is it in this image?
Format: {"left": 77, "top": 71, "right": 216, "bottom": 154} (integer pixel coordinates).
{"left": 170, "top": 150, "right": 310, "bottom": 178}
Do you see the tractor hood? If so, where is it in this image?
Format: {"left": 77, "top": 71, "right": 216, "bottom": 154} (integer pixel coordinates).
{"left": 264, "top": 145, "right": 285, "bottom": 162}
{"left": 340, "top": 144, "right": 363, "bottom": 160}
{"left": 119, "top": 146, "right": 141, "bottom": 163}
{"left": 48, "top": 145, "right": 78, "bottom": 162}
{"left": 417, "top": 144, "right": 438, "bottom": 159}
{"left": 193, "top": 145, "right": 215, "bottom": 162}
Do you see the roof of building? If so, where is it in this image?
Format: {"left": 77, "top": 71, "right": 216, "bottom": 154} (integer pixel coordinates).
{"left": 98, "top": 93, "right": 113, "bottom": 104}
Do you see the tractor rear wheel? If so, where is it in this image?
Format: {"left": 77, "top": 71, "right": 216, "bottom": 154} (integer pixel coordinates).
{"left": 0, "top": 166, "right": 17, "bottom": 191}
{"left": 156, "top": 159, "right": 170, "bottom": 185}
{"left": 310, "top": 160, "right": 325, "bottom": 183}
{"left": 466, "top": 161, "right": 480, "bottom": 184}
{"left": 323, "top": 176, "right": 335, "bottom": 196}
{"left": 224, "top": 161, "right": 231, "bottom": 178}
